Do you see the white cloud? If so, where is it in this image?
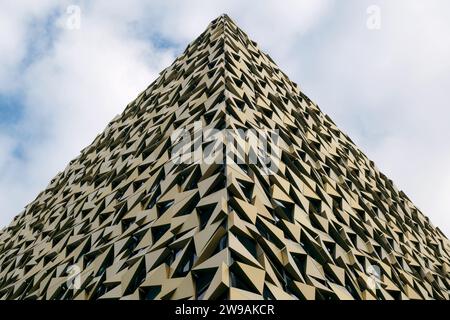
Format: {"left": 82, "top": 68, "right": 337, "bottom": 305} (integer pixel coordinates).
{"left": 0, "top": 0, "right": 177, "bottom": 227}
{"left": 0, "top": 0, "right": 57, "bottom": 91}
{"left": 0, "top": 0, "right": 449, "bottom": 237}
{"left": 290, "top": 0, "right": 450, "bottom": 235}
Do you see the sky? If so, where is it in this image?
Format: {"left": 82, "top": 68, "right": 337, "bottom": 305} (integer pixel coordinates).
{"left": 0, "top": 0, "right": 449, "bottom": 236}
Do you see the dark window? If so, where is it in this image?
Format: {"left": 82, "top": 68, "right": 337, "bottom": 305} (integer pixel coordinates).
{"left": 197, "top": 204, "right": 216, "bottom": 230}
{"left": 263, "top": 285, "right": 275, "bottom": 300}
{"left": 173, "top": 243, "right": 197, "bottom": 277}
{"left": 194, "top": 270, "right": 216, "bottom": 299}
{"left": 96, "top": 250, "right": 114, "bottom": 277}
{"left": 157, "top": 200, "right": 174, "bottom": 216}
{"left": 151, "top": 224, "right": 171, "bottom": 243}
{"left": 236, "top": 234, "right": 257, "bottom": 258}
{"left": 308, "top": 198, "right": 322, "bottom": 214}
{"left": 230, "top": 270, "right": 253, "bottom": 292}
{"left": 141, "top": 286, "right": 161, "bottom": 300}
{"left": 146, "top": 186, "right": 161, "bottom": 210}
{"left": 238, "top": 180, "right": 253, "bottom": 202}
{"left": 274, "top": 199, "right": 294, "bottom": 222}
{"left": 212, "top": 234, "right": 228, "bottom": 255}
{"left": 125, "top": 261, "right": 146, "bottom": 295}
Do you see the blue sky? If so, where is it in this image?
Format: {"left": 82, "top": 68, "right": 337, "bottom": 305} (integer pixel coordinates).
{"left": 1, "top": 0, "right": 450, "bottom": 236}
{"left": 0, "top": 94, "right": 24, "bottom": 124}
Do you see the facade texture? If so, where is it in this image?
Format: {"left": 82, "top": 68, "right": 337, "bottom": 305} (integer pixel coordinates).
{"left": 0, "top": 15, "right": 449, "bottom": 300}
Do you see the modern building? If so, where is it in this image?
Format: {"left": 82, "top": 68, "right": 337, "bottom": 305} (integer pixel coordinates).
{"left": 0, "top": 14, "right": 449, "bottom": 300}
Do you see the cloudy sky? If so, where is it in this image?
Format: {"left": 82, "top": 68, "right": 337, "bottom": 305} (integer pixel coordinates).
{"left": 0, "top": 0, "right": 449, "bottom": 236}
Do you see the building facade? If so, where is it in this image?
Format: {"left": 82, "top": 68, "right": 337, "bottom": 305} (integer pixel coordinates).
{"left": 0, "top": 15, "right": 449, "bottom": 300}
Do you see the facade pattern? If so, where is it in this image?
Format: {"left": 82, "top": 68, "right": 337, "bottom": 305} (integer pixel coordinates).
{"left": 0, "top": 15, "right": 449, "bottom": 300}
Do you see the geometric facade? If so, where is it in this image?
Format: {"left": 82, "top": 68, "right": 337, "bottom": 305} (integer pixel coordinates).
{"left": 0, "top": 15, "right": 449, "bottom": 300}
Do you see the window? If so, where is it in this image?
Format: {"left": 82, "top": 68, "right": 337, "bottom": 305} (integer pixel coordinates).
{"left": 230, "top": 270, "right": 254, "bottom": 292}
{"left": 194, "top": 270, "right": 216, "bottom": 299}
{"left": 273, "top": 199, "right": 294, "bottom": 222}
{"left": 141, "top": 286, "right": 161, "bottom": 300}
{"left": 145, "top": 186, "right": 161, "bottom": 210}
{"left": 308, "top": 198, "right": 322, "bottom": 214}
{"left": 197, "top": 204, "right": 216, "bottom": 230}
{"left": 237, "top": 180, "right": 253, "bottom": 202}
{"left": 125, "top": 261, "right": 146, "bottom": 295}
{"left": 263, "top": 285, "right": 275, "bottom": 300}
{"left": 212, "top": 234, "right": 228, "bottom": 256}
{"left": 173, "top": 244, "right": 197, "bottom": 277}
{"left": 157, "top": 200, "right": 174, "bottom": 216}
{"left": 133, "top": 180, "right": 145, "bottom": 191}
{"left": 96, "top": 250, "right": 114, "bottom": 277}
{"left": 235, "top": 233, "right": 257, "bottom": 258}
{"left": 151, "top": 224, "right": 170, "bottom": 243}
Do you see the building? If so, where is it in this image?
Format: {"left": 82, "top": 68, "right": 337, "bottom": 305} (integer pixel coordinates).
{"left": 0, "top": 14, "right": 449, "bottom": 300}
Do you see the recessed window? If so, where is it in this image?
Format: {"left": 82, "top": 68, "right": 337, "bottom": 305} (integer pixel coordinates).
{"left": 151, "top": 224, "right": 170, "bottom": 243}
{"left": 197, "top": 204, "right": 216, "bottom": 230}
{"left": 194, "top": 270, "right": 215, "bottom": 299}
{"left": 157, "top": 200, "right": 174, "bottom": 216}
{"left": 141, "top": 286, "right": 161, "bottom": 300}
